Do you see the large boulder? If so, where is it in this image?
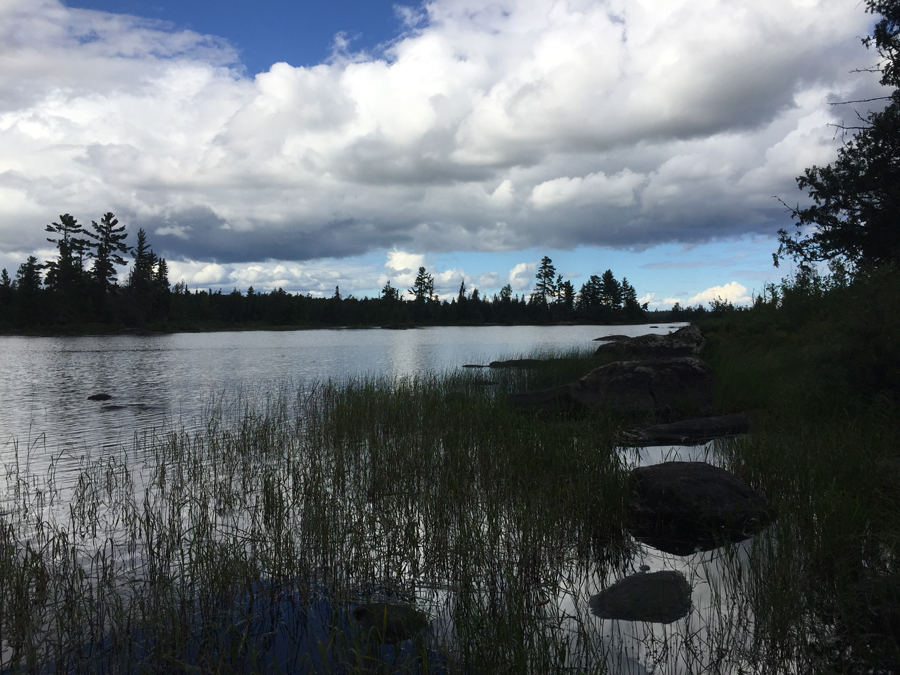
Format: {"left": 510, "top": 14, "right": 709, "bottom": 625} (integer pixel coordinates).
{"left": 506, "top": 356, "right": 714, "bottom": 414}
{"left": 624, "top": 412, "right": 754, "bottom": 446}
{"left": 589, "top": 571, "right": 692, "bottom": 623}
{"left": 628, "top": 462, "right": 776, "bottom": 555}
{"left": 595, "top": 325, "right": 706, "bottom": 358}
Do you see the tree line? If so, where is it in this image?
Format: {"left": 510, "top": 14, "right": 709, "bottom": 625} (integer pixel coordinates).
{"left": 0, "top": 222, "right": 648, "bottom": 330}
{"left": 1, "top": 214, "right": 170, "bottom": 329}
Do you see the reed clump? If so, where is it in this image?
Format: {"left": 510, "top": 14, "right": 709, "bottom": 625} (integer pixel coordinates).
{"left": 0, "top": 369, "right": 635, "bottom": 674}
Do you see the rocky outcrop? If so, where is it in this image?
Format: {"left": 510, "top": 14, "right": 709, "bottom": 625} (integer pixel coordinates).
{"left": 628, "top": 462, "right": 776, "bottom": 555}
{"left": 595, "top": 325, "right": 706, "bottom": 358}
{"left": 589, "top": 571, "right": 692, "bottom": 623}
{"left": 625, "top": 412, "right": 755, "bottom": 446}
{"left": 506, "top": 357, "right": 714, "bottom": 414}
{"left": 351, "top": 602, "right": 428, "bottom": 644}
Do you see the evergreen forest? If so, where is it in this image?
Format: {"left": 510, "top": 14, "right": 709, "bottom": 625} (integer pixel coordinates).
{"left": 0, "top": 222, "right": 653, "bottom": 332}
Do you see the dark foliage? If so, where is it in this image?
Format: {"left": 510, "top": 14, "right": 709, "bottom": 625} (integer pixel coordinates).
{"left": 0, "top": 218, "right": 649, "bottom": 332}
{"left": 776, "top": 0, "right": 900, "bottom": 274}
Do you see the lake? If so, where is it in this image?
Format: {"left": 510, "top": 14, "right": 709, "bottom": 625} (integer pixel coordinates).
{"left": 0, "top": 323, "right": 681, "bottom": 468}
{"left": 1, "top": 322, "right": 775, "bottom": 675}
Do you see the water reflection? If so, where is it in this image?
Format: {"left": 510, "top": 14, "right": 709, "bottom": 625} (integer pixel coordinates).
{"left": 0, "top": 325, "right": 682, "bottom": 484}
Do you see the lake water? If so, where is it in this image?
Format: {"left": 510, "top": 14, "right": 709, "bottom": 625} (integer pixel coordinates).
{"left": 0, "top": 322, "right": 771, "bottom": 674}
{"left": 0, "top": 323, "right": 682, "bottom": 463}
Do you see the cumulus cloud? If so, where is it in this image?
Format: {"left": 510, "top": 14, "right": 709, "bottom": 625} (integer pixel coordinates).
{"left": 666, "top": 281, "right": 753, "bottom": 307}
{"left": 0, "top": 0, "right": 884, "bottom": 270}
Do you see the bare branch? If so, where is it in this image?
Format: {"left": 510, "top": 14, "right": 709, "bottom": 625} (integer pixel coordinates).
{"left": 829, "top": 96, "right": 893, "bottom": 104}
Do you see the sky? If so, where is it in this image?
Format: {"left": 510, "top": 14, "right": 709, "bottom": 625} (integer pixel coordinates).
{"left": 0, "top": 0, "right": 887, "bottom": 308}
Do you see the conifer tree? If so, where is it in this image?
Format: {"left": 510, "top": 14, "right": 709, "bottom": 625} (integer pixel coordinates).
{"left": 408, "top": 266, "right": 435, "bottom": 302}
{"left": 776, "top": 0, "right": 900, "bottom": 274}
{"left": 43, "top": 214, "right": 87, "bottom": 293}
{"left": 532, "top": 256, "right": 557, "bottom": 305}
{"left": 85, "top": 212, "right": 129, "bottom": 298}
{"left": 600, "top": 270, "right": 622, "bottom": 309}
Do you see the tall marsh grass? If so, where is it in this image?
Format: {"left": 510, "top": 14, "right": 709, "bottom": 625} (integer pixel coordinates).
{"left": 0, "top": 367, "right": 635, "bottom": 674}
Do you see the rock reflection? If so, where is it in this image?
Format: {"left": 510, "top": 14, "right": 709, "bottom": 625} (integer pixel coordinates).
{"left": 589, "top": 570, "right": 693, "bottom": 623}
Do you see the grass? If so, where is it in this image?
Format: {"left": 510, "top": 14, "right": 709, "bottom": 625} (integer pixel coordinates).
{"left": 1, "top": 288, "right": 898, "bottom": 673}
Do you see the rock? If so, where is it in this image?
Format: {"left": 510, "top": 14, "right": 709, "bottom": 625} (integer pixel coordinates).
{"left": 626, "top": 412, "right": 755, "bottom": 446}
{"left": 506, "top": 357, "right": 714, "bottom": 414}
{"left": 462, "top": 364, "right": 487, "bottom": 368}
{"left": 594, "top": 325, "right": 706, "bottom": 358}
{"left": 87, "top": 393, "right": 113, "bottom": 401}
{"left": 351, "top": 602, "right": 428, "bottom": 644}
{"left": 593, "top": 334, "right": 631, "bottom": 342}
{"left": 628, "top": 462, "right": 776, "bottom": 555}
{"left": 488, "top": 358, "right": 547, "bottom": 368}
{"left": 589, "top": 571, "right": 692, "bottom": 623}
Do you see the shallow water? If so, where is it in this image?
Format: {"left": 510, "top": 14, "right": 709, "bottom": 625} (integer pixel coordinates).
{"left": 0, "top": 324, "right": 682, "bottom": 488}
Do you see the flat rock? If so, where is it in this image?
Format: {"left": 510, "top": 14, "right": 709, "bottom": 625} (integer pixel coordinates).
{"left": 628, "top": 462, "right": 776, "bottom": 555}
{"left": 626, "top": 412, "right": 754, "bottom": 446}
{"left": 506, "top": 356, "right": 713, "bottom": 414}
{"left": 87, "top": 393, "right": 113, "bottom": 401}
{"left": 589, "top": 571, "right": 692, "bottom": 623}
{"left": 351, "top": 602, "right": 428, "bottom": 644}
{"left": 595, "top": 325, "right": 706, "bottom": 358}
{"left": 593, "top": 334, "right": 631, "bottom": 342}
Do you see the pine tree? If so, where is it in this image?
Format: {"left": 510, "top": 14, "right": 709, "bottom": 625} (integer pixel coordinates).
{"left": 532, "top": 256, "right": 557, "bottom": 305}
{"left": 408, "top": 266, "right": 435, "bottom": 302}
{"left": 577, "top": 275, "right": 603, "bottom": 310}
{"left": 15, "top": 257, "right": 42, "bottom": 293}
{"left": 775, "top": 0, "right": 900, "bottom": 274}
{"left": 600, "top": 270, "right": 622, "bottom": 309}
{"left": 85, "top": 212, "right": 129, "bottom": 298}
{"left": 43, "top": 214, "right": 87, "bottom": 292}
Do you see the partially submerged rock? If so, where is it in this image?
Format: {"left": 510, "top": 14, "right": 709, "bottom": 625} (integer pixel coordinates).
{"left": 628, "top": 462, "right": 776, "bottom": 555}
{"left": 589, "top": 571, "right": 692, "bottom": 623}
{"left": 351, "top": 602, "right": 428, "bottom": 644}
{"left": 87, "top": 393, "right": 113, "bottom": 401}
{"left": 593, "top": 334, "right": 630, "bottom": 342}
{"left": 506, "top": 357, "right": 714, "bottom": 414}
{"left": 626, "top": 412, "right": 754, "bottom": 446}
{"left": 595, "top": 325, "right": 706, "bottom": 358}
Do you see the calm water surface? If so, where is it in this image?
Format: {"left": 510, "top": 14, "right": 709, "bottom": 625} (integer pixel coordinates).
{"left": 0, "top": 323, "right": 680, "bottom": 462}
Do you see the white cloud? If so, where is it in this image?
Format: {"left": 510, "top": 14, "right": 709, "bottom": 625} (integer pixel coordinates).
{"left": 530, "top": 170, "right": 645, "bottom": 210}
{"left": 189, "top": 263, "right": 227, "bottom": 286}
{"left": 0, "top": 0, "right": 884, "bottom": 270}
{"left": 508, "top": 262, "right": 535, "bottom": 291}
{"left": 685, "top": 282, "right": 752, "bottom": 306}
